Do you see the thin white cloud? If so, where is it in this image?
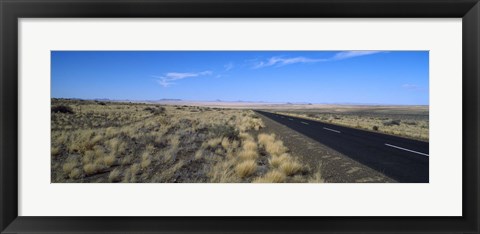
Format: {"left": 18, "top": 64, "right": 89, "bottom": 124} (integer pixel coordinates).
{"left": 251, "top": 51, "right": 384, "bottom": 69}
{"left": 153, "top": 70, "right": 212, "bottom": 87}
{"left": 253, "top": 56, "right": 325, "bottom": 69}
{"left": 224, "top": 62, "right": 234, "bottom": 71}
{"left": 331, "top": 51, "right": 385, "bottom": 61}
{"left": 402, "top": 84, "right": 421, "bottom": 90}
{"left": 156, "top": 79, "right": 172, "bottom": 87}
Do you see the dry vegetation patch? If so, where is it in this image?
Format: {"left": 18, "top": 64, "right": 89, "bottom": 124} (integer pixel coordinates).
{"left": 51, "top": 99, "right": 323, "bottom": 183}
{"left": 275, "top": 107, "right": 428, "bottom": 141}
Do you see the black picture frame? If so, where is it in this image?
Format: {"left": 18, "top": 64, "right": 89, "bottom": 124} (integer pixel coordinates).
{"left": 1, "top": 0, "right": 479, "bottom": 233}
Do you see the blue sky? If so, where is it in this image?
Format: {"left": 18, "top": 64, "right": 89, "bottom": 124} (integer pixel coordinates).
{"left": 51, "top": 51, "right": 429, "bottom": 105}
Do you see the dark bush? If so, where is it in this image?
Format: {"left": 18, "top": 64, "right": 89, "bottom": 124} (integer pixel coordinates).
{"left": 144, "top": 106, "right": 166, "bottom": 115}
{"left": 177, "top": 119, "right": 193, "bottom": 127}
{"left": 372, "top": 126, "right": 379, "bottom": 131}
{"left": 51, "top": 105, "right": 74, "bottom": 114}
{"left": 383, "top": 119, "right": 401, "bottom": 126}
{"left": 404, "top": 121, "right": 417, "bottom": 125}
{"left": 210, "top": 125, "right": 239, "bottom": 140}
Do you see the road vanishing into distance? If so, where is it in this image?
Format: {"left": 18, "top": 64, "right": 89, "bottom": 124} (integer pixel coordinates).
{"left": 255, "top": 111, "right": 429, "bottom": 183}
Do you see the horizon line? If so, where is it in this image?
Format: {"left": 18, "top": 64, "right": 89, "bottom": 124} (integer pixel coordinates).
{"left": 51, "top": 97, "right": 429, "bottom": 106}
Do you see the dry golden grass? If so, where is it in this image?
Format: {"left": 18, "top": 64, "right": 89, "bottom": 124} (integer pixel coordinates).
{"left": 140, "top": 151, "right": 153, "bottom": 170}
{"left": 268, "top": 154, "right": 289, "bottom": 168}
{"left": 121, "top": 154, "right": 133, "bottom": 166}
{"left": 277, "top": 110, "right": 428, "bottom": 141}
{"left": 194, "top": 149, "right": 204, "bottom": 160}
{"left": 205, "top": 137, "right": 222, "bottom": 148}
{"left": 93, "top": 147, "right": 105, "bottom": 160}
{"left": 256, "top": 134, "right": 310, "bottom": 180}
{"left": 253, "top": 170, "right": 286, "bottom": 183}
{"left": 237, "top": 139, "right": 259, "bottom": 161}
{"left": 103, "top": 154, "right": 116, "bottom": 167}
{"left": 108, "top": 168, "right": 121, "bottom": 182}
{"left": 239, "top": 113, "right": 265, "bottom": 132}
{"left": 51, "top": 146, "right": 60, "bottom": 157}
{"left": 265, "top": 141, "right": 287, "bottom": 156}
{"left": 242, "top": 140, "right": 257, "bottom": 151}
{"left": 51, "top": 99, "right": 324, "bottom": 183}
{"left": 239, "top": 132, "right": 254, "bottom": 141}
{"left": 235, "top": 159, "right": 257, "bottom": 178}
{"left": 83, "top": 163, "right": 99, "bottom": 175}
{"left": 82, "top": 150, "right": 95, "bottom": 164}
{"left": 141, "top": 158, "right": 151, "bottom": 169}
{"left": 258, "top": 133, "right": 287, "bottom": 156}
{"left": 309, "top": 171, "right": 325, "bottom": 183}
{"left": 108, "top": 138, "right": 121, "bottom": 153}
{"left": 279, "top": 159, "right": 303, "bottom": 176}
{"left": 122, "top": 163, "right": 141, "bottom": 183}
{"left": 221, "top": 138, "right": 230, "bottom": 150}
{"left": 130, "top": 163, "right": 140, "bottom": 176}
{"left": 209, "top": 160, "right": 238, "bottom": 183}
{"left": 69, "top": 168, "right": 82, "bottom": 179}
{"left": 230, "top": 140, "right": 240, "bottom": 150}
{"left": 163, "top": 147, "right": 178, "bottom": 164}
{"left": 258, "top": 133, "right": 275, "bottom": 146}
{"left": 154, "top": 160, "right": 185, "bottom": 182}
{"left": 62, "top": 161, "right": 77, "bottom": 174}
{"left": 238, "top": 149, "right": 259, "bottom": 161}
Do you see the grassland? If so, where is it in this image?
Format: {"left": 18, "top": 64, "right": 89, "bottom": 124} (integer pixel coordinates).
{"left": 51, "top": 99, "right": 323, "bottom": 183}
{"left": 270, "top": 106, "right": 428, "bottom": 141}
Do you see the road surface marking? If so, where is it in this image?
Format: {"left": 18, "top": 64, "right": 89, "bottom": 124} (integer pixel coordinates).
{"left": 301, "top": 121, "right": 309, "bottom": 125}
{"left": 384, "top": 143, "right": 429, "bottom": 156}
{"left": 323, "top": 127, "right": 341, "bottom": 133}
{"left": 281, "top": 116, "right": 285, "bottom": 118}
{"left": 289, "top": 118, "right": 293, "bottom": 121}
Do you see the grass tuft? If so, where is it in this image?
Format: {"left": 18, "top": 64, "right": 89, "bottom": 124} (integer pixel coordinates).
{"left": 103, "top": 154, "right": 116, "bottom": 167}
{"left": 83, "top": 163, "right": 100, "bottom": 175}
{"left": 108, "top": 168, "right": 122, "bottom": 182}
{"left": 279, "top": 159, "right": 303, "bottom": 176}
{"left": 235, "top": 159, "right": 257, "bottom": 178}
{"left": 269, "top": 153, "right": 289, "bottom": 168}
{"left": 253, "top": 170, "right": 286, "bottom": 183}
{"left": 69, "top": 168, "right": 82, "bottom": 179}
{"left": 258, "top": 133, "right": 287, "bottom": 156}
{"left": 62, "top": 161, "right": 77, "bottom": 174}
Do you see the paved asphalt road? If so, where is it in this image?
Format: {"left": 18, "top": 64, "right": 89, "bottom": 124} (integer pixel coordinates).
{"left": 255, "top": 111, "right": 429, "bottom": 183}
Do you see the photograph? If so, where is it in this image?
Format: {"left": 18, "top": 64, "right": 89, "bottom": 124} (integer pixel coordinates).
{"left": 2, "top": 0, "right": 476, "bottom": 232}
{"left": 51, "top": 50, "right": 429, "bottom": 183}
